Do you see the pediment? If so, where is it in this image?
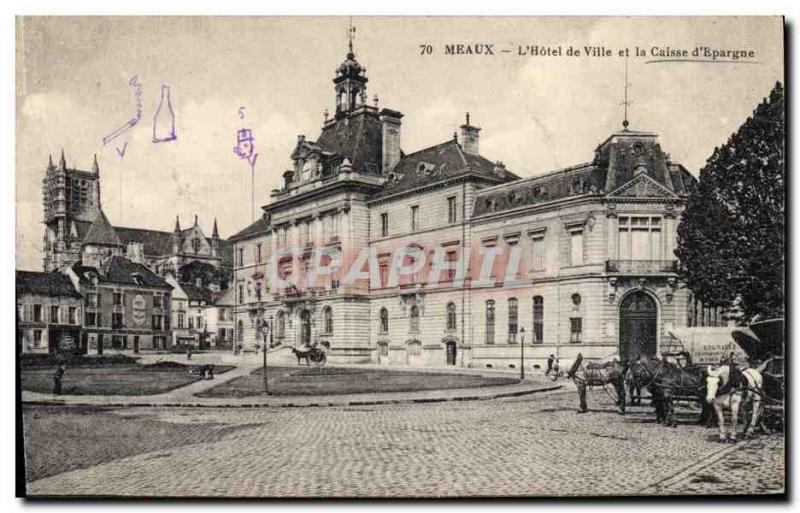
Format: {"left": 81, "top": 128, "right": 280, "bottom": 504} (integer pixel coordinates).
{"left": 606, "top": 173, "right": 677, "bottom": 199}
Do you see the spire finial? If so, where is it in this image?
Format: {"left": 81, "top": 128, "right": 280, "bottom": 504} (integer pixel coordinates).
{"left": 212, "top": 217, "right": 219, "bottom": 239}
{"left": 59, "top": 149, "right": 66, "bottom": 171}
{"left": 194, "top": 214, "right": 198, "bottom": 227}
{"left": 48, "top": 154, "right": 53, "bottom": 168}
{"left": 347, "top": 18, "right": 356, "bottom": 57}
{"left": 466, "top": 112, "right": 470, "bottom": 126}
{"left": 621, "top": 55, "right": 632, "bottom": 130}
{"left": 92, "top": 153, "right": 99, "bottom": 174}
{"left": 174, "top": 215, "right": 181, "bottom": 232}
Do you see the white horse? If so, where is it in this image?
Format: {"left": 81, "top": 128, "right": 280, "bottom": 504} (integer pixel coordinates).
{"left": 706, "top": 364, "right": 763, "bottom": 442}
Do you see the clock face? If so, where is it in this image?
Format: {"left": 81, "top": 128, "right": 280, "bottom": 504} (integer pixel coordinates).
{"left": 632, "top": 142, "right": 645, "bottom": 156}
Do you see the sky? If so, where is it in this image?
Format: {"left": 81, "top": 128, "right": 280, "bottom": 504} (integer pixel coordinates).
{"left": 15, "top": 16, "right": 783, "bottom": 271}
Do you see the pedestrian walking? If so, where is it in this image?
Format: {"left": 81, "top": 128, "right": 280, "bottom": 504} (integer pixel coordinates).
{"left": 545, "top": 354, "right": 555, "bottom": 375}
{"left": 187, "top": 346, "right": 192, "bottom": 360}
{"left": 53, "top": 364, "right": 66, "bottom": 395}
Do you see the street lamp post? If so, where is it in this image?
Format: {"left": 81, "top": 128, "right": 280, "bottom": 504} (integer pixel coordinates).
{"left": 519, "top": 327, "right": 526, "bottom": 380}
{"left": 262, "top": 317, "right": 272, "bottom": 395}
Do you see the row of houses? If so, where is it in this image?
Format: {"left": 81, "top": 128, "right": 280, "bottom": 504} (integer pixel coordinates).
{"left": 17, "top": 263, "right": 236, "bottom": 354}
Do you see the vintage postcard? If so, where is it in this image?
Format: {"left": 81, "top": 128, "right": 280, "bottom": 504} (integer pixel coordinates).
{"left": 15, "top": 16, "right": 785, "bottom": 498}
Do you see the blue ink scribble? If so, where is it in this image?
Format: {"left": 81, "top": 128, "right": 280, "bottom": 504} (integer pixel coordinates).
{"left": 116, "top": 141, "right": 128, "bottom": 157}
{"left": 102, "top": 75, "right": 143, "bottom": 146}
{"left": 234, "top": 128, "right": 258, "bottom": 167}
{"left": 153, "top": 84, "right": 177, "bottom": 143}
{"left": 238, "top": 106, "right": 246, "bottom": 120}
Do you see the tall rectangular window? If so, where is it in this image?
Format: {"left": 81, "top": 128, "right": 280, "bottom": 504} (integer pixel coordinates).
{"left": 85, "top": 311, "right": 97, "bottom": 327}
{"left": 379, "top": 261, "right": 389, "bottom": 288}
{"left": 380, "top": 213, "right": 389, "bottom": 237}
{"left": 570, "top": 229, "right": 584, "bottom": 266}
{"left": 50, "top": 305, "right": 60, "bottom": 324}
{"left": 570, "top": 317, "right": 583, "bottom": 343}
{"left": 33, "top": 304, "right": 42, "bottom": 322}
{"left": 112, "top": 312, "right": 124, "bottom": 329}
{"left": 410, "top": 205, "right": 419, "bottom": 232}
{"left": 443, "top": 250, "right": 458, "bottom": 283}
{"left": 237, "top": 247, "right": 244, "bottom": 266}
{"left": 113, "top": 292, "right": 123, "bottom": 306}
{"left": 447, "top": 196, "right": 457, "bottom": 224}
{"left": 485, "top": 300, "right": 495, "bottom": 345}
{"left": 530, "top": 235, "right": 545, "bottom": 271}
{"left": 508, "top": 298, "right": 518, "bottom": 344}
{"left": 33, "top": 330, "right": 43, "bottom": 347}
{"left": 256, "top": 243, "right": 262, "bottom": 263}
{"left": 532, "top": 296, "right": 544, "bottom": 343}
{"left": 68, "top": 307, "right": 77, "bottom": 325}
{"left": 618, "top": 217, "right": 662, "bottom": 260}
{"left": 87, "top": 293, "right": 98, "bottom": 308}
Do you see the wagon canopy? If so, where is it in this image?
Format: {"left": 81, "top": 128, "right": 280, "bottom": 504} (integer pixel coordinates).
{"left": 731, "top": 318, "right": 784, "bottom": 362}
{"left": 666, "top": 327, "right": 747, "bottom": 365}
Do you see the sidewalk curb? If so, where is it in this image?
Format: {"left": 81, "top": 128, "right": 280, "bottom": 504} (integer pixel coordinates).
{"left": 22, "top": 383, "right": 561, "bottom": 409}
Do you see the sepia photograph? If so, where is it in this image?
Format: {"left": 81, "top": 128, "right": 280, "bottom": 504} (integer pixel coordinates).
{"left": 14, "top": 15, "right": 785, "bottom": 499}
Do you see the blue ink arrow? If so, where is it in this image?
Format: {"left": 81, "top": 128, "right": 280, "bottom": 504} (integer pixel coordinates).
{"left": 116, "top": 141, "right": 128, "bottom": 157}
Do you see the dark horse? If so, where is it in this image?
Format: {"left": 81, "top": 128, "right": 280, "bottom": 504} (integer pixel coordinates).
{"left": 290, "top": 345, "right": 327, "bottom": 366}
{"left": 628, "top": 357, "right": 708, "bottom": 427}
{"left": 567, "top": 354, "right": 627, "bottom": 414}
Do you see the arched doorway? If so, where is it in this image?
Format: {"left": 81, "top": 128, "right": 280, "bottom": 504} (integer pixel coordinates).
{"left": 619, "top": 291, "right": 658, "bottom": 361}
{"left": 299, "top": 309, "right": 312, "bottom": 347}
{"left": 445, "top": 340, "right": 457, "bottom": 366}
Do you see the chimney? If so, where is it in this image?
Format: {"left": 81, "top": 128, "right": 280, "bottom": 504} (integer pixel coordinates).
{"left": 283, "top": 170, "right": 294, "bottom": 189}
{"left": 459, "top": 112, "right": 481, "bottom": 156}
{"left": 379, "top": 108, "right": 403, "bottom": 173}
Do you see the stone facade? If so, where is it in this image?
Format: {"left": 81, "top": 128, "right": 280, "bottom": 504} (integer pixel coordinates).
{"left": 229, "top": 44, "right": 698, "bottom": 368}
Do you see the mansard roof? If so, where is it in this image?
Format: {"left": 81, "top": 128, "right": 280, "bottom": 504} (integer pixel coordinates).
{"left": 314, "top": 109, "right": 384, "bottom": 175}
{"left": 229, "top": 215, "right": 271, "bottom": 242}
{"left": 371, "top": 139, "right": 519, "bottom": 200}
{"left": 472, "top": 162, "right": 602, "bottom": 216}
{"left": 16, "top": 270, "right": 81, "bottom": 298}
{"left": 472, "top": 128, "right": 698, "bottom": 217}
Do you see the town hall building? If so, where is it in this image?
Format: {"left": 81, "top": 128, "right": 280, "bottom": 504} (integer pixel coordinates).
{"left": 229, "top": 39, "right": 699, "bottom": 369}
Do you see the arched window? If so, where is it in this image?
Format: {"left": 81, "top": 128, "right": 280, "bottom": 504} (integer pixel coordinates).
{"left": 532, "top": 296, "right": 544, "bottom": 343}
{"left": 323, "top": 306, "right": 333, "bottom": 334}
{"left": 410, "top": 305, "right": 420, "bottom": 332}
{"left": 485, "top": 300, "right": 495, "bottom": 344}
{"left": 237, "top": 320, "right": 244, "bottom": 342}
{"left": 508, "top": 298, "right": 518, "bottom": 344}
{"left": 446, "top": 302, "right": 457, "bottom": 331}
{"left": 275, "top": 311, "right": 286, "bottom": 338}
{"left": 380, "top": 307, "right": 389, "bottom": 333}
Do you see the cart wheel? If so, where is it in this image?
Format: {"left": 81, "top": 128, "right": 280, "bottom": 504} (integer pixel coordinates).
{"left": 314, "top": 351, "right": 327, "bottom": 367}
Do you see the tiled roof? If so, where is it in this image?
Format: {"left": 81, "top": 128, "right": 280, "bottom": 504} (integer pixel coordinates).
{"left": 229, "top": 216, "right": 271, "bottom": 242}
{"left": 115, "top": 226, "right": 175, "bottom": 256}
{"left": 180, "top": 282, "right": 213, "bottom": 303}
{"left": 16, "top": 270, "right": 81, "bottom": 298}
{"left": 316, "top": 110, "right": 383, "bottom": 175}
{"left": 472, "top": 163, "right": 603, "bottom": 216}
{"left": 212, "top": 287, "right": 234, "bottom": 306}
{"left": 83, "top": 209, "right": 122, "bottom": 246}
{"left": 73, "top": 257, "right": 172, "bottom": 289}
{"left": 371, "top": 139, "right": 519, "bottom": 199}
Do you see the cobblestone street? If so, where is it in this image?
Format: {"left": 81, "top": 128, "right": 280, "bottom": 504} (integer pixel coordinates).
{"left": 23, "top": 388, "right": 784, "bottom": 498}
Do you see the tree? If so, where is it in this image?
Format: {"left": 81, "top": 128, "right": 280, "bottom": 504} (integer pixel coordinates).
{"left": 676, "top": 82, "right": 784, "bottom": 323}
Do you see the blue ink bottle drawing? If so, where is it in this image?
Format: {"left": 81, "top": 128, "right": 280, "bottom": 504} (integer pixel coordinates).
{"left": 233, "top": 128, "right": 258, "bottom": 167}
{"left": 153, "top": 84, "right": 177, "bottom": 143}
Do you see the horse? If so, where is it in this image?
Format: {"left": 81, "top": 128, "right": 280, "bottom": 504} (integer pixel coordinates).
{"left": 706, "top": 364, "right": 764, "bottom": 442}
{"left": 628, "top": 357, "right": 708, "bottom": 427}
{"left": 567, "top": 353, "right": 627, "bottom": 414}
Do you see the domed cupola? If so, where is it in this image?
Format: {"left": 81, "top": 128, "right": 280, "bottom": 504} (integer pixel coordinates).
{"left": 333, "top": 24, "right": 369, "bottom": 118}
